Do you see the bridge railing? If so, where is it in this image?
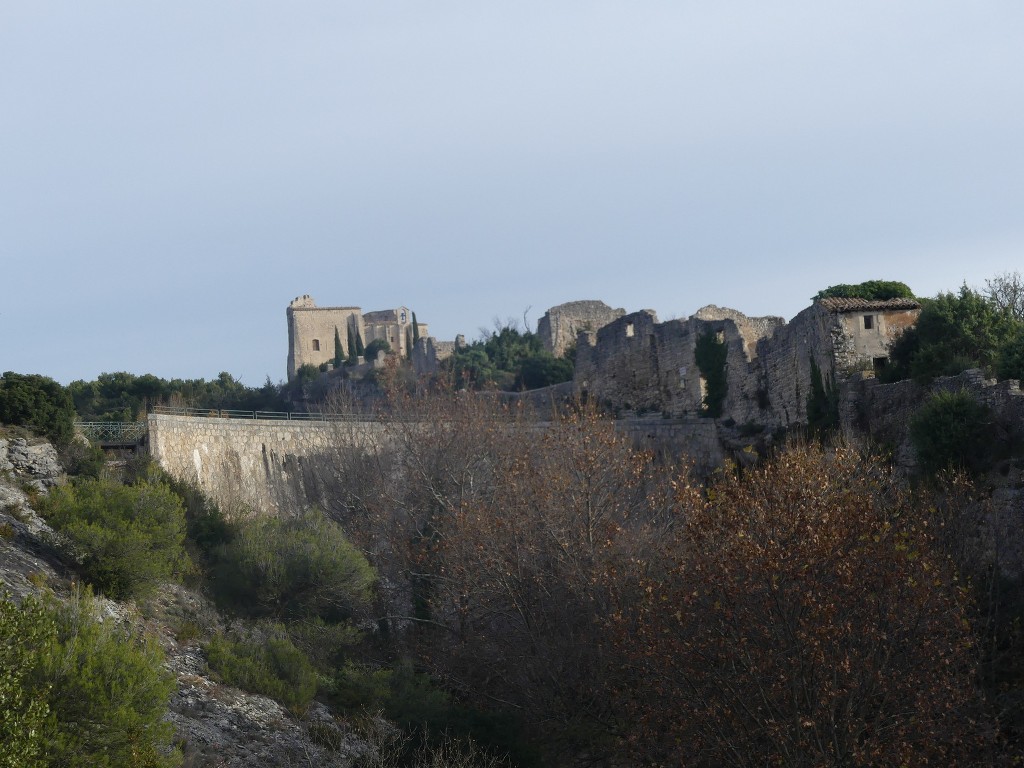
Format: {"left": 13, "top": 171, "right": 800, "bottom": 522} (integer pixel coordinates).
{"left": 75, "top": 422, "right": 149, "bottom": 443}
{"left": 149, "top": 405, "right": 370, "bottom": 422}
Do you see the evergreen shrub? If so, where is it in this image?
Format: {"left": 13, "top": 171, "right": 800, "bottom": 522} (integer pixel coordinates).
{"left": 41, "top": 478, "right": 188, "bottom": 599}
{"left": 206, "top": 629, "right": 317, "bottom": 715}
{"left": 213, "top": 510, "right": 375, "bottom": 622}
{"left": 910, "top": 390, "right": 992, "bottom": 474}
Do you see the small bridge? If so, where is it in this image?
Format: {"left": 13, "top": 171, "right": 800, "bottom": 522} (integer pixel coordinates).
{"left": 74, "top": 421, "right": 149, "bottom": 448}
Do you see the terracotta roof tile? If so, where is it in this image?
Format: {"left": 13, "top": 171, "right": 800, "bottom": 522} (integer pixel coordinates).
{"left": 816, "top": 297, "right": 921, "bottom": 313}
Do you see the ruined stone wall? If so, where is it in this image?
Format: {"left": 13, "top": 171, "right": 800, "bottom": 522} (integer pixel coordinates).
{"left": 412, "top": 336, "right": 464, "bottom": 376}
{"left": 149, "top": 414, "right": 385, "bottom": 516}
{"left": 537, "top": 300, "right": 626, "bottom": 357}
{"left": 753, "top": 304, "right": 838, "bottom": 427}
{"left": 857, "top": 370, "right": 1024, "bottom": 467}
{"left": 574, "top": 299, "right": 920, "bottom": 433}
{"left": 575, "top": 311, "right": 663, "bottom": 414}
{"left": 575, "top": 307, "right": 784, "bottom": 424}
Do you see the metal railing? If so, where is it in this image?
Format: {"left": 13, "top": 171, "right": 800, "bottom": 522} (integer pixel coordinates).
{"left": 75, "top": 422, "right": 148, "bottom": 443}
{"left": 149, "top": 405, "right": 369, "bottom": 422}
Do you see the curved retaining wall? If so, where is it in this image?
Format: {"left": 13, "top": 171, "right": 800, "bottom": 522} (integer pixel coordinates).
{"left": 148, "top": 414, "right": 383, "bottom": 516}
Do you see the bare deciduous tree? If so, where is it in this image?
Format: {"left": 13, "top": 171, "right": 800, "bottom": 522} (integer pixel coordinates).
{"left": 983, "top": 270, "right": 1024, "bottom": 321}
{"left": 610, "top": 444, "right": 995, "bottom": 767}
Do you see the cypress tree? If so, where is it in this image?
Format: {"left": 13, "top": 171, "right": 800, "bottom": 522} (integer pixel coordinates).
{"left": 355, "top": 330, "right": 364, "bottom": 357}
{"left": 412, "top": 312, "right": 420, "bottom": 344}
{"left": 334, "top": 327, "right": 344, "bottom": 368}
{"left": 347, "top": 325, "right": 357, "bottom": 363}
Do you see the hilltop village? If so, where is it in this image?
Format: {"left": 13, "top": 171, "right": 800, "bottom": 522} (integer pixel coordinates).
{"left": 287, "top": 292, "right": 920, "bottom": 429}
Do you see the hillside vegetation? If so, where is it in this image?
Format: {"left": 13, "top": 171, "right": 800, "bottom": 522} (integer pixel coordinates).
{"left": 3, "top": 274, "right": 1024, "bottom": 765}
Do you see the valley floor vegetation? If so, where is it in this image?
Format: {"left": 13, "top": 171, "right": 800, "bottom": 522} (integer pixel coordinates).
{"left": 3, "top": 375, "right": 1023, "bottom": 766}
{"left": 316, "top": 389, "right": 1017, "bottom": 766}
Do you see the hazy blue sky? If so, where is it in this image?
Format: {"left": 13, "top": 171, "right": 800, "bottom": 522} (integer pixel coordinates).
{"left": 2, "top": 2, "right": 1022, "bottom": 386}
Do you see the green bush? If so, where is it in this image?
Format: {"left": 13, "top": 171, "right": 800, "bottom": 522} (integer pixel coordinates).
{"left": 58, "top": 440, "right": 106, "bottom": 479}
{"left": 910, "top": 390, "right": 992, "bottom": 474}
{"left": 41, "top": 479, "right": 188, "bottom": 599}
{"left": 2, "top": 588, "right": 180, "bottom": 768}
{"left": 997, "top": 327, "right": 1024, "bottom": 382}
{"left": 297, "top": 364, "right": 320, "bottom": 383}
{"left": 515, "top": 353, "right": 574, "bottom": 390}
{"left": 284, "top": 616, "right": 362, "bottom": 669}
{"left": 443, "top": 324, "right": 563, "bottom": 391}
{"left": 213, "top": 510, "right": 375, "bottom": 622}
{"left": 206, "top": 629, "right": 317, "bottom": 715}
{"left": 159, "top": 474, "right": 230, "bottom": 560}
{"left": 813, "top": 280, "right": 915, "bottom": 301}
{"left": 0, "top": 593, "right": 53, "bottom": 768}
{"left": 888, "top": 286, "right": 1021, "bottom": 382}
{"left": 41, "top": 588, "right": 179, "bottom": 767}
{"left": 0, "top": 372, "right": 76, "bottom": 446}
{"left": 330, "top": 661, "right": 536, "bottom": 766}
{"left": 365, "top": 339, "right": 392, "bottom": 361}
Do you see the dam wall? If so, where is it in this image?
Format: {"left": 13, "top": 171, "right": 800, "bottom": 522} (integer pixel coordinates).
{"left": 148, "top": 413, "right": 384, "bottom": 516}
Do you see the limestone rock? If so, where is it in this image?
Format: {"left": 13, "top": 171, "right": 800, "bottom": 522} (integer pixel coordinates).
{"left": 3, "top": 437, "right": 64, "bottom": 490}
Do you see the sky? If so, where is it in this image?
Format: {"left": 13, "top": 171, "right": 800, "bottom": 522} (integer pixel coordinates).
{"left": 2, "top": 2, "right": 1023, "bottom": 386}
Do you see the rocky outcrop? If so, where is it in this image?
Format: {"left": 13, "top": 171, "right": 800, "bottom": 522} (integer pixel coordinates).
{"left": 0, "top": 485, "right": 63, "bottom": 602}
{"left": 0, "top": 437, "right": 64, "bottom": 491}
{"left": 152, "top": 586, "right": 374, "bottom": 767}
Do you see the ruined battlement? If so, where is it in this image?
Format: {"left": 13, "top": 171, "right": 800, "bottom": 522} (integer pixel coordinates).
{"left": 537, "top": 300, "right": 627, "bottom": 357}
{"left": 574, "top": 297, "right": 921, "bottom": 428}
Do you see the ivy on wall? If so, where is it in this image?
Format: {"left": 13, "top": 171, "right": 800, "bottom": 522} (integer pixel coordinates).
{"left": 695, "top": 330, "right": 728, "bottom": 418}
{"left": 806, "top": 359, "right": 839, "bottom": 438}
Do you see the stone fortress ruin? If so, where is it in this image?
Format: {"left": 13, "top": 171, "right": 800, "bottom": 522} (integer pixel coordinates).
{"left": 571, "top": 297, "right": 921, "bottom": 429}
{"left": 287, "top": 295, "right": 465, "bottom": 380}
{"left": 287, "top": 292, "right": 923, "bottom": 438}
{"left": 535, "top": 300, "right": 626, "bottom": 358}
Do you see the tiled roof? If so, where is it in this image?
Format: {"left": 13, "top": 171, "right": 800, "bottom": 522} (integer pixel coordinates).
{"left": 816, "top": 297, "right": 921, "bottom": 313}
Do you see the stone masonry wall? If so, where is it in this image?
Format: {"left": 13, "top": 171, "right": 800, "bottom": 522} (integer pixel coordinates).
{"left": 149, "top": 414, "right": 385, "bottom": 517}
{"left": 537, "top": 300, "right": 626, "bottom": 357}
{"left": 576, "top": 301, "right": 918, "bottom": 433}
{"left": 575, "top": 306, "right": 784, "bottom": 424}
